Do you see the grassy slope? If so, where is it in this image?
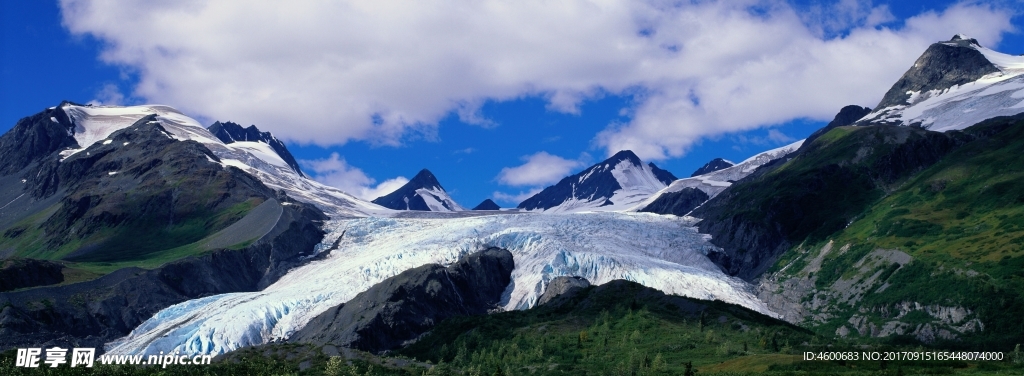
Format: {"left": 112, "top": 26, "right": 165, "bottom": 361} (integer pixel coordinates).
{"left": 771, "top": 116, "right": 1024, "bottom": 349}
{"left": 0, "top": 198, "right": 262, "bottom": 277}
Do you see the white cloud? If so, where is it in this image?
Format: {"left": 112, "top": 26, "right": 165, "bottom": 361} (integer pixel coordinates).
{"left": 497, "top": 152, "right": 583, "bottom": 187}
{"left": 360, "top": 177, "right": 411, "bottom": 201}
{"left": 733, "top": 128, "right": 795, "bottom": 146}
{"left": 61, "top": 0, "right": 1015, "bottom": 159}
{"left": 768, "top": 129, "right": 795, "bottom": 144}
{"left": 299, "top": 153, "right": 408, "bottom": 201}
{"left": 86, "top": 83, "right": 126, "bottom": 106}
{"left": 492, "top": 188, "right": 542, "bottom": 205}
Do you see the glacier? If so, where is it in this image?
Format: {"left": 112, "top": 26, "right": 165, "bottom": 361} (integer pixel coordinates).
{"left": 60, "top": 103, "right": 779, "bottom": 359}
{"left": 105, "top": 211, "right": 776, "bottom": 356}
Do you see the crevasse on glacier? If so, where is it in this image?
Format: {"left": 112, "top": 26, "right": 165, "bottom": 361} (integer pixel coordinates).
{"left": 105, "top": 211, "right": 777, "bottom": 356}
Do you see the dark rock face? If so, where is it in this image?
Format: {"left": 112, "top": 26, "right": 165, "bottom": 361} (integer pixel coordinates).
{"left": 0, "top": 259, "right": 64, "bottom": 292}
{"left": 372, "top": 169, "right": 458, "bottom": 211}
{"left": 0, "top": 201, "right": 326, "bottom": 352}
{"left": 290, "top": 247, "right": 514, "bottom": 353}
{"left": 802, "top": 105, "right": 873, "bottom": 149}
{"left": 519, "top": 150, "right": 653, "bottom": 210}
{"left": 648, "top": 162, "right": 677, "bottom": 184}
{"left": 537, "top": 276, "right": 590, "bottom": 306}
{"left": 0, "top": 103, "right": 78, "bottom": 176}
{"left": 693, "top": 125, "right": 968, "bottom": 280}
{"left": 207, "top": 121, "right": 305, "bottom": 177}
{"left": 873, "top": 36, "right": 999, "bottom": 111}
{"left": 691, "top": 158, "right": 734, "bottom": 177}
{"left": 472, "top": 199, "right": 500, "bottom": 210}
{"left": 640, "top": 187, "right": 710, "bottom": 216}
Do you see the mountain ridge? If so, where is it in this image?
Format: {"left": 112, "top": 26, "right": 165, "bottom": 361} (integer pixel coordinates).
{"left": 517, "top": 150, "right": 676, "bottom": 212}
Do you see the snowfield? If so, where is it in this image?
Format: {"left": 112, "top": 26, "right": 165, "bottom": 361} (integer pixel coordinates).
{"left": 106, "top": 211, "right": 777, "bottom": 356}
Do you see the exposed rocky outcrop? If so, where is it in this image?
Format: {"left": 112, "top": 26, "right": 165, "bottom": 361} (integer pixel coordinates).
{"left": 289, "top": 247, "right": 514, "bottom": 353}
{"left": 207, "top": 121, "right": 305, "bottom": 177}
{"left": 872, "top": 35, "right": 999, "bottom": 112}
{"left": 0, "top": 103, "right": 77, "bottom": 176}
{"left": 758, "top": 241, "right": 985, "bottom": 344}
{"left": 648, "top": 162, "right": 678, "bottom": 184}
{"left": 640, "top": 187, "right": 709, "bottom": 217}
{"left": 0, "top": 259, "right": 64, "bottom": 292}
{"left": 537, "top": 276, "right": 590, "bottom": 306}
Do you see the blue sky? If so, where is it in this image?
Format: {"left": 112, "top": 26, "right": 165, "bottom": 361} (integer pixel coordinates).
{"left": 3, "top": 1, "right": 1023, "bottom": 208}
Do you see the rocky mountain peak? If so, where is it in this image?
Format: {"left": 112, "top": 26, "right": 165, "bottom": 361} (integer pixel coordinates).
{"left": 407, "top": 168, "right": 444, "bottom": 191}
{"left": 690, "top": 158, "right": 734, "bottom": 177}
{"left": 0, "top": 103, "right": 78, "bottom": 176}
{"left": 207, "top": 121, "right": 305, "bottom": 177}
{"left": 873, "top": 36, "right": 999, "bottom": 110}
{"left": 472, "top": 198, "right": 500, "bottom": 211}
{"left": 948, "top": 34, "right": 981, "bottom": 47}
{"left": 371, "top": 169, "right": 462, "bottom": 211}
{"left": 607, "top": 149, "right": 643, "bottom": 165}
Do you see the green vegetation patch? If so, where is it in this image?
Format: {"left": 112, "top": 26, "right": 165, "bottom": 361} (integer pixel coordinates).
{"left": 401, "top": 281, "right": 811, "bottom": 375}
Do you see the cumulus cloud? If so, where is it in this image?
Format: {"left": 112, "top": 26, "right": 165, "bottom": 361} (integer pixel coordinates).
{"left": 299, "top": 153, "right": 408, "bottom": 200}
{"left": 492, "top": 188, "right": 543, "bottom": 205}
{"left": 86, "top": 83, "right": 126, "bottom": 106}
{"left": 493, "top": 151, "right": 586, "bottom": 205}
{"left": 61, "top": 0, "right": 1015, "bottom": 158}
{"left": 497, "top": 152, "right": 584, "bottom": 187}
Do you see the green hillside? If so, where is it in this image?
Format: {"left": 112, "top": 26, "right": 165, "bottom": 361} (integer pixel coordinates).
{"left": 0, "top": 119, "right": 285, "bottom": 279}
{"left": 764, "top": 115, "right": 1024, "bottom": 349}
{"left": 694, "top": 121, "right": 965, "bottom": 279}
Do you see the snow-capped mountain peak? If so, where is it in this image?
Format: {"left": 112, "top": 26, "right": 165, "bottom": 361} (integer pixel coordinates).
{"left": 518, "top": 150, "right": 677, "bottom": 212}
{"left": 55, "top": 103, "right": 388, "bottom": 217}
{"left": 372, "top": 169, "right": 464, "bottom": 211}
{"left": 859, "top": 35, "right": 1024, "bottom": 131}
